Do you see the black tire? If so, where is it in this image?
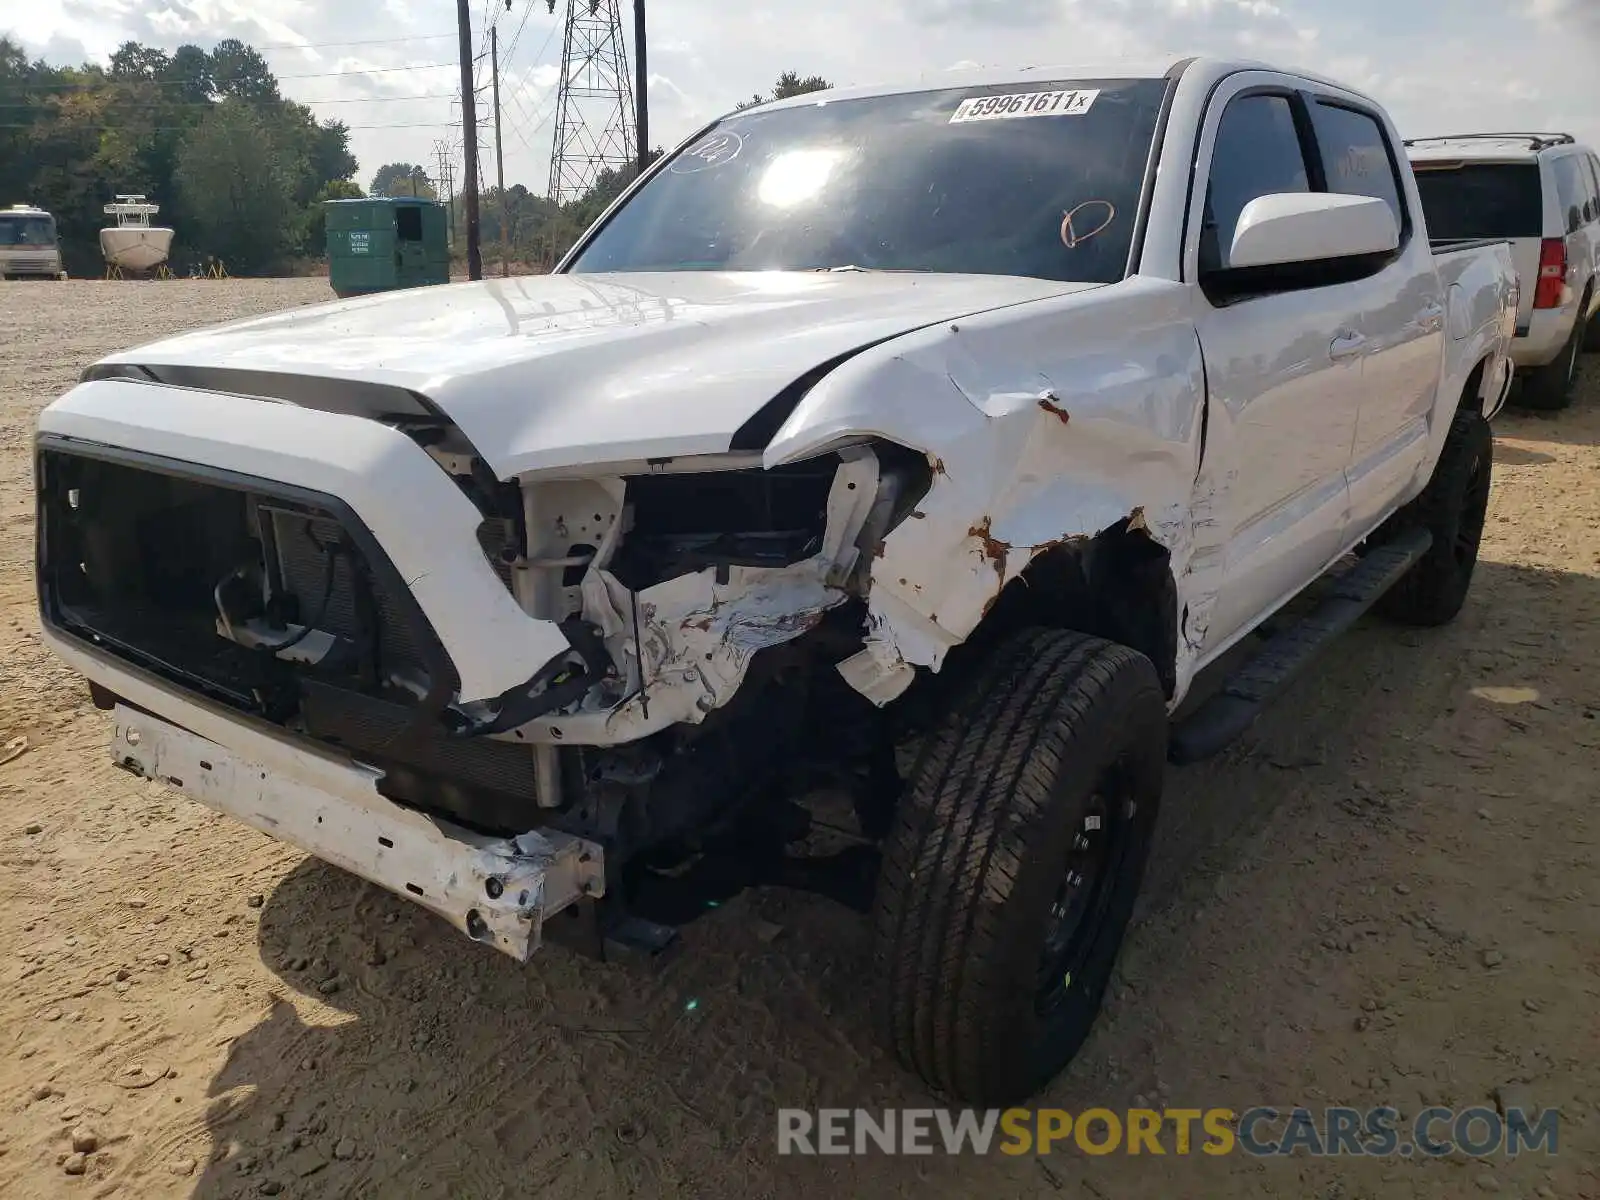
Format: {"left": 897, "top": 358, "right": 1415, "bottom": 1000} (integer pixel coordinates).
{"left": 1375, "top": 409, "right": 1493, "bottom": 627}
{"left": 871, "top": 628, "right": 1166, "bottom": 1105}
{"left": 1520, "top": 308, "right": 1585, "bottom": 411}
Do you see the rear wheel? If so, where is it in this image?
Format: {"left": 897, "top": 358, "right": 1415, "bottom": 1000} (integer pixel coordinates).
{"left": 1521, "top": 306, "right": 1585, "bottom": 411}
{"left": 871, "top": 628, "right": 1165, "bottom": 1104}
{"left": 1376, "top": 409, "right": 1493, "bottom": 627}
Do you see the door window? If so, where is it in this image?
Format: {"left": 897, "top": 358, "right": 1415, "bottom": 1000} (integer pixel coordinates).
{"left": 1309, "top": 102, "right": 1406, "bottom": 233}
{"left": 1201, "top": 94, "right": 1310, "bottom": 272}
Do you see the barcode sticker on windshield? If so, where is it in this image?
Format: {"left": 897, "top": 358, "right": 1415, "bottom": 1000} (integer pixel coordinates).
{"left": 949, "top": 89, "right": 1100, "bottom": 124}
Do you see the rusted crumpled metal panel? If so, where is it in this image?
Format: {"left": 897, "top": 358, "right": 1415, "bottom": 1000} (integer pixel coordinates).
{"left": 760, "top": 286, "right": 1217, "bottom": 708}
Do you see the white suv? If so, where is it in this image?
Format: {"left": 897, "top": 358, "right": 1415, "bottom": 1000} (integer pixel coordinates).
{"left": 1408, "top": 132, "right": 1600, "bottom": 410}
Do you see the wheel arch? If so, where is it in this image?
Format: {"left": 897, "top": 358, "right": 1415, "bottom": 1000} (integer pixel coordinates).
{"left": 889, "top": 516, "right": 1183, "bottom": 729}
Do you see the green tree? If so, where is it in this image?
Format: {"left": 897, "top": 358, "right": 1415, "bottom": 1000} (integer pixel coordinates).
{"left": 736, "top": 70, "right": 832, "bottom": 111}
{"left": 0, "top": 36, "right": 360, "bottom": 273}
{"left": 108, "top": 42, "right": 170, "bottom": 80}
{"left": 309, "top": 121, "right": 359, "bottom": 190}
{"left": 175, "top": 100, "right": 293, "bottom": 271}
{"left": 304, "top": 178, "right": 366, "bottom": 254}
{"left": 209, "top": 38, "right": 279, "bottom": 103}
{"left": 164, "top": 45, "right": 215, "bottom": 105}
{"left": 371, "top": 162, "right": 435, "bottom": 198}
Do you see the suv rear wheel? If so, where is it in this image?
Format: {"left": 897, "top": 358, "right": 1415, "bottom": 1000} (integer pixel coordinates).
{"left": 1522, "top": 302, "right": 1587, "bottom": 411}
{"left": 871, "top": 628, "right": 1165, "bottom": 1104}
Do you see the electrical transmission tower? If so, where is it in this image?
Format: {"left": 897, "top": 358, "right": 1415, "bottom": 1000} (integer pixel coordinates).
{"left": 547, "top": 0, "right": 636, "bottom": 203}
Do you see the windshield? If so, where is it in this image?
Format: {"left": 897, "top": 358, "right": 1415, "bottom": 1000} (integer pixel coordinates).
{"left": 1413, "top": 163, "right": 1544, "bottom": 241}
{"left": 568, "top": 77, "right": 1169, "bottom": 284}
{"left": 0, "top": 214, "right": 57, "bottom": 247}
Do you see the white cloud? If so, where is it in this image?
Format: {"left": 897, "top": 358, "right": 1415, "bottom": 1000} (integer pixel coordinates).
{"left": 1529, "top": 0, "right": 1600, "bottom": 30}
{"left": 10, "top": 0, "right": 1600, "bottom": 194}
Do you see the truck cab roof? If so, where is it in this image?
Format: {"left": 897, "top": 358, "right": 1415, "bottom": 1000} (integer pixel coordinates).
{"left": 746, "top": 55, "right": 1380, "bottom": 114}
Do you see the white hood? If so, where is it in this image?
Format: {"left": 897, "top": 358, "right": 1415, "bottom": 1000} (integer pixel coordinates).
{"left": 97, "top": 271, "right": 1100, "bottom": 477}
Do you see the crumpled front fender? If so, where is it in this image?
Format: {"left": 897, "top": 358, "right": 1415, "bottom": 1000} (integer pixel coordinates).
{"left": 763, "top": 278, "right": 1214, "bottom": 706}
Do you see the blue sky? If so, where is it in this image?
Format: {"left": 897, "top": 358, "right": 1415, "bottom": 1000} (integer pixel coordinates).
{"left": 9, "top": 0, "right": 1599, "bottom": 195}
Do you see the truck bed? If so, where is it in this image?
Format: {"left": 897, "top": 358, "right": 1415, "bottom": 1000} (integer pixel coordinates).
{"left": 1431, "top": 237, "right": 1513, "bottom": 255}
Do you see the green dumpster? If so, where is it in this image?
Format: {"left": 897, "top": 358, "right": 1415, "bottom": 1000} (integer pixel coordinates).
{"left": 325, "top": 197, "right": 449, "bottom": 298}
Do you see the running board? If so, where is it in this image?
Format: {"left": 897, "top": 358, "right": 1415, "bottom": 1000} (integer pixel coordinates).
{"left": 1168, "top": 528, "right": 1433, "bottom": 764}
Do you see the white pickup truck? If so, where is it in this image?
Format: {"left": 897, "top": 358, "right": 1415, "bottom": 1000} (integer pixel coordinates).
{"left": 36, "top": 56, "right": 1516, "bottom": 1104}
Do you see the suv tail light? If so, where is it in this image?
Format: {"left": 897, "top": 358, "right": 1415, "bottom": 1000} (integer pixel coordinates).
{"left": 1534, "top": 238, "right": 1568, "bottom": 310}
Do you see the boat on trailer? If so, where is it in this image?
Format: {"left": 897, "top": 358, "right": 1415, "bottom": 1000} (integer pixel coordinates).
{"left": 100, "top": 196, "right": 174, "bottom": 275}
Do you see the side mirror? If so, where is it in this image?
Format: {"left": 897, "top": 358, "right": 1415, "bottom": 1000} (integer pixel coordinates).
{"left": 1227, "top": 193, "right": 1399, "bottom": 270}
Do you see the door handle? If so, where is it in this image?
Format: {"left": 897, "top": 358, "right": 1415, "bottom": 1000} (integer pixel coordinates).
{"left": 1330, "top": 331, "right": 1367, "bottom": 361}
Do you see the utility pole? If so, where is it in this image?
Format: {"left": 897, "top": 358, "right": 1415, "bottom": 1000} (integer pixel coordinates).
{"left": 634, "top": 0, "right": 648, "bottom": 178}
{"left": 491, "top": 23, "right": 509, "bottom": 277}
{"left": 455, "top": 0, "right": 483, "bottom": 279}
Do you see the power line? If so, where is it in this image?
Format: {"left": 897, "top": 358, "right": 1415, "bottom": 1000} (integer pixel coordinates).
{"left": 10, "top": 61, "right": 471, "bottom": 92}
{"left": 297, "top": 93, "right": 461, "bottom": 104}
{"left": 493, "top": 5, "right": 562, "bottom": 170}
{"left": 252, "top": 33, "right": 457, "bottom": 51}
{"left": 272, "top": 61, "right": 469, "bottom": 81}
{"left": 498, "top": 0, "right": 541, "bottom": 67}
{"left": 0, "top": 120, "right": 462, "bottom": 131}
{"left": 0, "top": 93, "right": 458, "bottom": 110}
{"left": 498, "top": 79, "right": 547, "bottom": 157}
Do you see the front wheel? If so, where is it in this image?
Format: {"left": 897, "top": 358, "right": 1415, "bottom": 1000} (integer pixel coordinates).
{"left": 1376, "top": 409, "right": 1493, "bottom": 627}
{"left": 870, "top": 629, "right": 1166, "bottom": 1105}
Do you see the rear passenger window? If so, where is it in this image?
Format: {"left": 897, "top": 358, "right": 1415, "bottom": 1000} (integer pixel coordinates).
{"left": 1583, "top": 155, "right": 1600, "bottom": 223}
{"left": 1310, "top": 102, "right": 1406, "bottom": 232}
{"left": 1551, "top": 156, "right": 1591, "bottom": 233}
{"left": 1413, "top": 163, "right": 1543, "bottom": 240}
{"left": 1202, "top": 94, "right": 1310, "bottom": 272}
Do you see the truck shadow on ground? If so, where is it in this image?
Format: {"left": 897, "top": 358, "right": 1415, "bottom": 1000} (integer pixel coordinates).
{"left": 1496, "top": 370, "right": 1600, "bottom": 448}
{"left": 187, "top": 555, "right": 1600, "bottom": 1199}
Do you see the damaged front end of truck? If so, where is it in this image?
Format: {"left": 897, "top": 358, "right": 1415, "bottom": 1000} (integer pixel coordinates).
{"left": 36, "top": 286, "right": 1204, "bottom": 958}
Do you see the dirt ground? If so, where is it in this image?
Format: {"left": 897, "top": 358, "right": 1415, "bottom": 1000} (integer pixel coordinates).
{"left": 0, "top": 279, "right": 1596, "bottom": 1200}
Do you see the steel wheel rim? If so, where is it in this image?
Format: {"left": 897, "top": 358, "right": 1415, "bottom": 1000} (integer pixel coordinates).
{"left": 1034, "top": 764, "right": 1129, "bottom": 1015}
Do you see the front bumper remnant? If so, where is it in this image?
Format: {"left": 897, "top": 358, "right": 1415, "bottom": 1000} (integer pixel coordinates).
{"left": 111, "top": 705, "right": 604, "bottom": 961}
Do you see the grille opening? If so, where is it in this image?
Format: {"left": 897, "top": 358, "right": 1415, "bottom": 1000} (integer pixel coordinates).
{"left": 43, "top": 454, "right": 285, "bottom": 709}
{"left": 38, "top": 448, "right": 436, "bottom": 716}
{"left": 38, "top": 444, "right": 552, "bottom": 836}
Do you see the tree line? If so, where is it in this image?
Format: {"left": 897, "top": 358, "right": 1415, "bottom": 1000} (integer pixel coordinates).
{"left": 0, "top": 36, "right": 360, "bottom": 274}
{"left": 2, "top": 35, "right": 830, "bottom": 276}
